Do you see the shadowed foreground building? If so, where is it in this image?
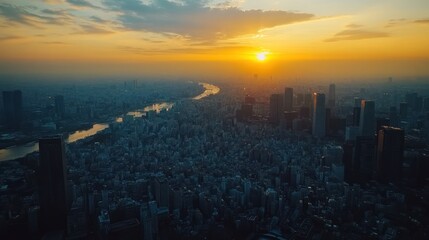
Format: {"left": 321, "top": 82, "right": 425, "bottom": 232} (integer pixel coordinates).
{"left": 376, "top": 126, "right": 405, "bottom": 183}
{"left": 38, "top": 135, "right": 69, "bottom": 236}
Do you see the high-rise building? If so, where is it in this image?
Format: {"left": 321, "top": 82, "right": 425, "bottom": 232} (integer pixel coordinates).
{"left": 312, "top": 93, "right": 326, "bottom": 137}
{"left": 376, "top": 126, "right": 404, "bottom": 183}
{"left": 359, "top": 100, "right": 375, "bottom": 137}
{"left": 296, "top": 93, "right": 304, "bottom": 106}
{"left": 304, "top": 93, "right": 312, "bottom": 108}
{"left": 423, "top": 97, "right": 429, "bottom": 112}
{"left": 353, "top": 136, "right": 376, "bottom": 184}
{"left": 2, "top": 90, "right": 22, "bottom": 130}
{"left": 55, "top": 95, "right": 65, "bottom": 119}
{"left": 284, "top": 87, "right": 293, "bottom": 112}
{"left": 389, "top": 106, "right": 399, "bottom": 127}
{"left": 352, "top": 97, "right": 362, "bottom": 126}
{"left": 38, "top": 135, "right": 68, "bottom": 234}
{"left": 269, "top": 94, "right": 284, "bottom": 125}
{"left": 399, "top": 102, "right": 408, "bottom": 120}
{"left": 328, "top": 84, "right": 336, "bottom": 108}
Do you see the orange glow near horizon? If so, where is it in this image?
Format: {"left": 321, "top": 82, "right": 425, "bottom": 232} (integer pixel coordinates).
{"left": 0, "top": 0, "right": 428, "bottom": 79}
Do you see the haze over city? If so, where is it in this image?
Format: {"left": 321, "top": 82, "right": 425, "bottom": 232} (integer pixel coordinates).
{"left": 1, "top": 1, "right": 429, "bottom": 240}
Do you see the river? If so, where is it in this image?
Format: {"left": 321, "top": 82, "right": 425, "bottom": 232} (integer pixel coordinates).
{"left": 0, "top": 82, "right": 220, "bottom": 162}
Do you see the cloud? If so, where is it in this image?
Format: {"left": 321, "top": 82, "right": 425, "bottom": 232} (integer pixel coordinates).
{"left": 0, "top": 3, "right": 70, "bottom": 25}
{"left": 346, "top": 24, "right": 362, "bottom": 29}
{"left": 43, "top": 0, "right": 63, "bottom": 4}
{"left": 385, "top": 18, "right": 407, "bottom": 28}
{"left": 103, "top": 0, "right": 314, "bottom": 40}
{"left": 325, "top": 28, "right": 389, "bottom": 42}
{"left": 414, "top": 19, "right": 429, "bottom": 24}
{"left": 118, "top": 44, "right": 256, "bottom": 55}
{"left": 0, "top": 35, "right": 25, "bottom": 41}
{"left": 76, "top": 24, "right": 113, "bottom": 34}
{"left": 66, "top": 0, "right": 100, "bottom": 9}
{"left": 90, "top": 15, "right": 108, "bottom": 24}
{"left": 0, "top": 4, "right": 37, "bottom": 25}
{"left": 42, "top": 41, "right": 68, "bottom": 44}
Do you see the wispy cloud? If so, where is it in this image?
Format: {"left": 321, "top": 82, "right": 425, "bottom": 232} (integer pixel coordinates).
{"left": 103, "top": 0, "right": 314, "bottom": 41}
{"left": 0, "top": 3, "right": 71, "bottom": 26}
{"left": 76, "top": 24, "right": 113, "bottom": 34}
{"left": 0, "top": 35, "right": 25, "bottom": 41}
{"left": 66, "top": 0, "right": 101, "bottom": 9}
{"left": 326, "top": 24, "right": 389, "bottom": 42}
{"left": 118, "top": 44, "right": 256, "bottom": 55}
{"left": 42, "top": 41, "right": 68, "bottom": 44}
{"left": 414, "top": 19, "right": 429, "bottom": 24}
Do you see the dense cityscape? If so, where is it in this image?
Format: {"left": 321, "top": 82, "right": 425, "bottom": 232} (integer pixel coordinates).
{"left": 1, "top": 0, "right": 429, "bottom": 239}
{"left": 0, "top": 79, "right": 428, "bottom": 239}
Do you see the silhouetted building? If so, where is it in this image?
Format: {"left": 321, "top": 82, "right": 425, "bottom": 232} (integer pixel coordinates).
{"left": 312, "top": 93, "right": 326, "bottom": 137}
{"left": 284, "top": 87, "right": 293, "bottom": 112}
{"left": 304, "top": 93, "right": 312, "bottom": 108}
{"left": 328, "top": 84, "right": 336, "bottom": 108}
{"left": 342, "top": 142, "right": 355, "bottom": 184}
{"left": 376, "top": 118, "right": 390, "bottom": 134}
{"left": 2, "top": 90, "right": 22, "bottom": 130}
{"left": 405, "top": 92, "right": 417, "bottom": 112}
{"left": 389, "top": 106, "right": 399, "bottom": 127}
{"left": 354, "top": 136, "right": 376, "bottom": 183}
{"left": 296, "top": 93, "right": 304, "bottom": 106}
{"left": 423, "top": 97, "right": 429, "bottom": 112}
{"left": 299, "top": 106, "right": 310, "bottom": 119}
{"left": 352, "top": 107, "right": 361, "bottom": 126}
{"left": 236, "top": 103, "right": 253, "bottom": 122}
{"left": 399, "top": 102, "right": 408, "bottom": 120}
{"left": 284, "top": 111, "right": 299, "bottom": 130}
{"left": 359, "top": 100, "right": 375, "bottom": 137}
{"left": 269, "top": 94, "right": 284, "bottom": 125}
{"left": 38, "top": 135, "right": 69, "bottom": 234}
{"left": 376, "top": 126, "right": 404, "bottom": 183}
{"left": 55, "top": 95, "right": 65, "bottom": 119}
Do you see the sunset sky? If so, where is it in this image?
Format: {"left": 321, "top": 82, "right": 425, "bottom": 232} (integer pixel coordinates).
{"left": 0, "top": 0, "right": 428, "bottom": 81}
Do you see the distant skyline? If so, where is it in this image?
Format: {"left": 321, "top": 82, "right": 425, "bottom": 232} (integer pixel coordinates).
{"left": 0, "top": 0, "right": 428, "bottom": 80}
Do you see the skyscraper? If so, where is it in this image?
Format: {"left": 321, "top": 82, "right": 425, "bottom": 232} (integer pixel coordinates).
{"left": 359, "top": 100, "right": 375, "bottom": 137}
{"left": 2, "top": 90, "right": 22, "bottom": 130}
{"left": 284, "top": 87, "right": 293, "bottom": 112}
{"left": 312, "top": 93, "right": 326, "bottom": 137}
{"left": 328, "top": 84, "right": 336, "bottom": 108}
{"left": 38, "top": 135, "right": 68, "bottom": 234}
{"left": 376, "top": 126, "right": 404, "bottom": 183}
{"left": 399, "top": 102, "right": 408, "bottom": 120}
{"left": 54, "top": 95, "right": 65, "bottom": 119}
{"left": 269, "top": 94, "right": 284, "bottom": 125}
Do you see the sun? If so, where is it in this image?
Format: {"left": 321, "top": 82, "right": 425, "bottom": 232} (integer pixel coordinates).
{"left": 256, "top": 51, "right": 268, "bottom": 61}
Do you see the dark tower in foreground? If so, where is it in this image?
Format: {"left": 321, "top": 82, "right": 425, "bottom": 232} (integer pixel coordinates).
{"left": 2, "top": 90, "right": 22, "bottom": 130}
{"left": 376, "top": 126, "right": 404, "bottom": 183}
{"left": 38, "top": 135, "right": 68, "bottom": 235}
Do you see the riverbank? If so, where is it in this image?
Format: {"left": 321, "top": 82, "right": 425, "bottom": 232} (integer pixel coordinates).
{"left": 0, "top": 82, "right": 220, "bottom": 162}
